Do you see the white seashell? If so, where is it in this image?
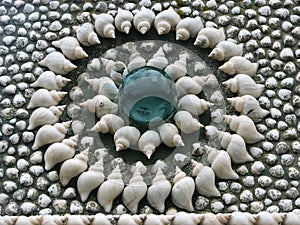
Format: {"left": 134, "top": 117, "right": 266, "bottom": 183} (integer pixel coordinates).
{"left": 207, "top": 148, "right": 239, "bottom": 180}
{"left": 0, "top": 216, "right": 17, "bottom": 225}
{"left": 114, "top": 126, "right": 141, "bottom": 151}
{"left": 256, "top": 212, "right": 285, "bottom": 225}
{"left": 178, "top": 94, "right": 213, "bottom": 115}
{"left": 144, "top": 214, "right": 174, "bottom": 225}
{"left": 65, "top": 215, "right": 91, "bottom": 225}
{"left": 157, "top": 123, "right": 184, "bottom": 148}
{"left": 227, "top": 95, "right": 269, "bottom": 122}
{"left": 172, "top": 212, "right": 202, "bottom": 225}
{"left": 44, "top": 134, "right": 78, "bottom": 170}
{"left": 209, "top": 41, "right": 243, "bottom": 61}
{"left": 146, "top": 47, "right": 168, "bottom": 70}
{"left": 80, "top": 95, "right": 118, "bottom": 118}
{"left": 164, "top": 53, "right": 187, "bottom": 81}
{"left": 175, "top": 76, "right": 206, "bottom": 98}
{"left": 52, "top": 37, "right": 88, "bottom": 60}
{"left": 77, "top": 158, "right": 105, "bottom": 202}
{"left": 201, "top": 213, "right": 231, "bottom": 225}
{"left": 115, "top": 8, "right": 133, "bottom": 34}
{"left": 176, "top": 17, "right": 203, "bottom": 41}
{"left": 27, "top": 105, "right": 66, "bottom": 130}
{"left": 194, "top": 27, "right": 225, "bottom": 48}
{"left": 59, "top": 148, "right": 89, "bottom": 186}
{"left": 171, "top": 167, "right": 195, "bottom": 212}
{"left": 38, "top": 51, "right": 77, "bottom": 75}
{"left": 91, "top": 114, "right": 125, "bottom": 134}
{"left": 87, "top": 58, "right": 101, "bottom": 72}
{"left": 85, "top": 77, "right": 118, "bottom": 100}
{"left": 117, "top": 214, "right": 145, "bottom": 225}
{"left": 15, "top": 216, "right": 42, "bottom": 225}
{"left": 228, "top": 212, "right": 256, "bottom": 225}
{"left": 222, "top": 74, "right": 265, "bottom": 98}
{"left": 93, "top": 13, "right": 115, "bottom": 38}
{"left": 219, "top": 56, "right": 258, "bottom": 76}
{"left": 191, "top": 160, "right": 220, "bottom": 197}
{"left": 30, "top": 71, "right": 70, "bottom": 91}
{"left": 174, "top": 111, "right": 203, "bottom": 134}
{"left": 73, "top": 23, "right": 101, "bottom": 47}
{"left": 138, "top": 130, "right": 161, "bottom": 159}
{"left": 90, "top": 213, "right": 111, "bottom": 225}
{"left": 154, "top": 7, "right": 180, "bottom": 35}
{"left": 224, "top": 115, "right": 265, "bottom": 144}
{"left": 32, "top": 121, "right": 71, "bottom": 150}
{"left": 127, "top": 51, "right": 146, "bottom": 73}
{"left": 41, "top": 215, "right": 67, "bottom": 225}
{"left": 97, "top": 165, "right": 124, "bottom": 213}
{"left": 27, "top": 89, "right": 67, "bottom": 109}
{"left": 284, "top": 212, "right": 300, "bottom": 225}
{"left": 133, "top": 6, "right": 155, "bottom": 34}
{"left": 101, "top": 57, "right": 126, "bottom": 85}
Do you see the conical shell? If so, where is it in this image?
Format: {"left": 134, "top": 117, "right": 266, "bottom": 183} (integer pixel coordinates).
{"left": 115, "top": 8, "right": 133, "bottom": 34}
{"left": 256, "top": 212, "right": 285, "bottom": 225}
{"left": 229, "top": 212, "right": 256, "bottom": 225}
{"left": 201, "top": 213, "right": 230, "bottom": 225}
{"left": 154, "top": 7, "right": 180, "bottom": 35}
{"left": 164, "top": 53, "right": 187, "bottom": 81}
{"left": 209, "top": 41, "right": 243, "bottom": 61}
{"left": 85, "top": 77, "right": 118, "bottom": 100}
{"left": 138, "top": 130, "right": 161, "bottom": 159}
{"left": 133, "top": 6, "right": 155, "bottom": 34}
{"left": 172, "top": 212, "right": 202, "bottom": 225}
{"left": 27, "top": 89, "right": 67, "bottom": 109}
{"left": 144, "top": 214, "right": 174, "bottom": 225}
{"left": 90, "top": 213, "right": 111, "bottom": 225}
{"left": 127, "top": 51, "right": 146, "bottom": 73}
{"left": 174, "top": 111, "right": 203, "bottom": 134}
{"left": 73, "top": 23, "right": 101, "bottom": 47}
{"left": 219, "top": 56, "right": 258, "bottom": 76}
{"left": 178, "top": 94, "right": 212, "bottom": 115}
{"left": 176, "top": 17, "right": 203, "bottom": 41}
{"left": 91, "top": 114, "right": 125, "bottom": 134}
{"left": 114, "top": 126, "right": 141, "bottom": 151}
{"left": 175, "top": 76, "right": 206, "bottom": 98}
{"left": 284, "top": 212, "right": 300, "bottom": 225}
{"left": 30, "top": 71, "right": 70, "bottom": 91}
{"left": 117, "top": 214, "right": 146, "bottom": 225}
{"left": 194, "top": 27, "right": 225, "bottom": 48}
{"left": 101, "top": 57, "right": 126, "bottom": 85}
{"left": 15, "top": 216, "right": 42, "bottom": 225}
{"left": 146, "top": 47, "right": 168, "bottom": 69}
{"left": 157, "top": 123, "right": 184, "bottom": 148}
{"left": 93, "top": 13, "right": 115, "bottom": 38}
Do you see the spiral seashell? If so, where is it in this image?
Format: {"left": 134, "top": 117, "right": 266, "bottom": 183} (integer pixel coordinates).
{"left": 222, "top": 74, "right": 265, "bottom": 98}
{"left": 174, "top": 111, "right": 203, "bottom": 134}
{"left": 32, "top": 121, "right": 71, "bottom": 150}
{"left": 164, "top": 53, "right": 187, "bottom": 81}
{"left": 0, "top": 216, "right": 17, "bottom": 225}
{"left": 90, "top": 213, "right": 111, "bottom": 225}
{"left": 93, "top": 13, "right": 115, "bottom": 38}
{"left": 133, "top": 6, "right": 155, "bottom": 34}
{"left": 154, "top": 7, "right": 180, "bottom": 35}
{"left": 59, "top": 148, "right": 89, "bottom": 186}
{"left": 256, "top": 212, "right": 285, "bottom": 225}
{"left": 30, "top": 71, "right": 70, "bottom": 91}
{"left": 115, "top": 8, "right": 133, "bottom": 34}
{"left": 127, "top": 51, "right": 146, "bottom": 73}
{"left": 85, "top": 77, "right": 118, "bottom": 100}
{"left": 284, "top": 212, "right": 300, "bottom": 225}
{"left": 209, "top": 41, "right": 243, "bottom": 61}
{"left": 194, "top": 27, "right": 225, "bottom": 48}
{"left": 41, "top": 215, "right": 67, "bottom": 225}
{"left": 224, "top": 115, "right": 265, "bottom": 144}
{"left": 171, "top": 167, "right": 195, "bottom": 212}
{"left": 80, "top": 95, "right": 118, "bottom": 118}
{"left": 77, "top": 158, "right": 105, "bottom": 202}
{"left": 114, "top": 126, "right": 141, "bottom": 151}
{"left": 73, "top": 23, "right": 101, "bottom": 47}
{"left": 178, "top": 94, "right": 213, "bottom": 115}
{"left": 27, "top": 105, "right": 66, "bottom": 130}
{"left": 191, "top": 159, "right": 220, "bottom": 197}
{"left": 65, "top": 215, "right": 92, "bottom": 225}
{"left": 15, "top": 216, "right": 42, "bottom": 225}
{"left": 97, "top": 165, "right": 124, "bottom": 213}
{"left": 172, "top": 212, "right": 202, "bottom": 225}
{"left": 228, "top": 212, "right": 256, "bottom": 225}
{"left": 227, "top": 95, "right": 269, "bottom": 122}
{"left": 38, "top": 51, "right": 77, "bottom": 75}
{"left": 146, "top": 47, "right": 168, "bottom": 70}
{"left": 52, "top": 37, "right": 88, "bottom": 60}
{"left": 101, "top": 57, "right": 126, "bottom": 85}
{"left": 176, "top": 17, "right": 203, "bottom": 41}
{"left": 138, "top": 130, "right": 161, "bottom": 159}
{"left": 117, "top": 214, "right": 146, "bottom": 225}
{"left": 219, "top": 56, "right": 258, "bottom": 76}
{"left": 147, "top": 168, "right": 171, "bottom": 213}
{"left": 91, "top": 114, "right": 125, "bottom": 134}
{"left": 144, "top": 214, "right": 174, "bottom": 225}
{"left": 27, "top": 89, "right": 67, "bottom": 109}
{"left": 44, "top": 134, "right": 78, "bottom": 170}
{"left": 201, "top": 213, "right": 231, "bottom": 225}
{"left": 157, "top": 123, "right": 184, "bottom": 148}
{"left": 175, "top": 75, "right": 206, "bottom": 98}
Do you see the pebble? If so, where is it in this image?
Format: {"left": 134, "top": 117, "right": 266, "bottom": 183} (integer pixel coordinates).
{"left": 255, "top": 188, "right": 267, "bottom": 200}
{"left": 38, "top": 194, "right": 52, "bottom": 208}
{"left": 269, "top": 165, "right": 285, "bottom": 178}
{"left": 210, "top": 200, "right": 224, "bottom": 213}
{"left": 222, "top": 193, "right": 237, "bottom": 205}
{"left": 48, "top": 183, "right": 61, "bottom": 197}
{"left": 70, "top": 200, "right": 84, "bottom": 214}
{"left": 285, "top": 187, "right": 299, "bottom": 199}
{"left": 36, "top": 177, "right": 49, "bottom": 190}
{"left": 86, "top": 201, "right": 101, "bottom": 213}
{"left": 268, "top": 189, "right": 282, "bottom": 200}
{"left": 52, "top": 199, "right": 67, "bottom": 213}
{"left": 19, "top": 172, "right": 33, "bottom": 186}
{"left": 63, "top": 187, "right": 76, "bottom": 199}
{"left": 12, "top": 189, "right": 26, "bottom": 201}
{"left": 242, "top": 176, "right": 255, "bottom": 188}
{"left": 3, "top": 181, "right": 18, "bottom": 193}
{"left": 278, "top": 199, "right": 293, "bottom": 212}
{"left": 20, "top": 202, "right": 37, "bottom": 215}
{"left": 250, "top": 201, "right": 264, "bottom": 213}
{"left": 5, "top": 201, "right": 19, "bottom": 215}
{"left": 258, "top": 176, "right": 273, "bottom": 187}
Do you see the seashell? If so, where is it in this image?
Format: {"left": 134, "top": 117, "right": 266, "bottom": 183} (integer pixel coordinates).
{"left": 15, "top": 216, "right": 42, "bottom": 225}
{"left": 147, "top": 168, "right": 171, "bottom": 213}
{"left": 146, "top": 47, "right": 168, "bottom": 70}
{"left": 222, "top": 74, "right": 265, "bottom": 98}
{"left": 114, "top": 126, "right": 141, "bottom": 151}
{"left": 256, "top": 212, "right": 285, "bottom": 225}
{"left": 194, "top": 27, "right": 225, "bottom": 48}
{"left": 73, "top": 22, "right": 101, "bottom": 47}
{"left": 115, "top": 8, "right": 133, "bottom": 34}
{"left": 133, "top": 6, "right": 155, "bottom": 34}
{"left": 144, "top": 214, "right": 174, "bottom": 225}
{"left": 87, "top": 58, "right": 101, "bottom": 72}
{"left": 101, "top": 57, "right": 126, "bottom": 85}
{"left": 219, "top": 56, "right": 258, "bottom": 76}
{"left": 27, "top": 105, "right": 66, "bottom": 130}
{"left": 157, "top": 123, "right": 184, "bottom": 148}
{"left": 97, "top": 165, "right": 124, "bottom": 212}
{"left": 138, "top": 130, "right": 161, "bottom": 159}
{"left": 201, "top": 213, "right": 231, "bottom": 225}
{"left": 178, "top": 94, "right": 213, "bottom": 115}
{"left": 122, "top": 169, "right": 147, "bottom": 213}
{"left": 44, "top": 134, "right": 78, "bottom": 170}
{"left": 227, "top": 95, "right": 269, "bottom": 122}
{"left": 52, "top": 37, "right": 88, "bottom": 60}
{"left": 77, "top": 158, "right": 105, "bottom": 202}
{"left": 93, "top": 13, "right": 115, "bottom": 38}
{"left": 59, "top": 148, "right": 89, "bottom": 186}
{"left": 164, "top": 53, "right": 187, "bottom": 81}
{"left": 171, "top": 167, "right": 195, "bottom": 212}
{"left": 117, "top": 214, "right": 146, "bottom": 225}
{"left": 66, "top": 215, "right": 92, "bottom": 225}
{"left": 27, "top": 89, "right": 67, "bottom": 109}
{"left": 85, "top": 77, "right": 118, "bottom": 100}
{"left": 32, "top": 121, "right": 71, "bottom": 150}
{"left": 30, "top": 71, "right": 71, "bottom": 91}
{"left": 91, "top": 114, "right": 125, "bottom": 134}
{"left": 174, "top": 111, "right": 203, "bottom": 134}
{"left": 176, "top": 17, "right": 203, "bottom": 41}
{"left": 38, "top": 51, "right": 77, "bottom": 75}
{"left": 41, "top": 215, "right": 67, "bottom": 225}
{"left": 228, "top": 212, "right": 256, "bottom": 225}
{"left": 224, "top": 115, "right": 265, "bottom": 144}
{"left": 0, "top": 216, "right": 17, "bottom": 225}
{"left": 284, "top": 212, "right": 300, "bottom": 225}
{"left": 209, "top": 41, "right": 243, "bottom": 61}
{"left": 172, "top": 212, "right": 202, "bottom": 225}
{"left": 90, "top": 213, "right": 111, "bottom": 225}
{"left": 127, "top": 51, "right": 146, "bottom": 73}
{"left": 80, "top": 95, "right": 118, "bottom": 118}
{"left": 175, "top": 76, "right": 206, "bottom": 98}
{"left": 191, "top": 159, "right": 220, "bottom": 197}
{"left": 154, "top": 7, "right": 180, "bottom": 35}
